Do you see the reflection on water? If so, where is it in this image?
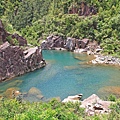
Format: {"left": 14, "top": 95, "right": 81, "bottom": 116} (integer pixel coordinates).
{"left": 0, "top": 50, "right": 120, "bottom": 101}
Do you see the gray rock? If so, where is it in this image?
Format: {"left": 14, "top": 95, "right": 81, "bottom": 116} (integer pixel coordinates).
{"left": 80, "top": 94, "right": 114, "bottom": 116}
{"left": 62, "top": 94, "right": 83, "bottom": 103}
{"left": 23, "top": 87, "right": 44, "bottom": 102}
{"left": 41, "top": 35, "right": 64, "bottom": 50}
{"left": 80, "top": 38, "right": 89, "bottom": 49}
{"left": 65, "top": 37, "right": 76, "bottom": 51}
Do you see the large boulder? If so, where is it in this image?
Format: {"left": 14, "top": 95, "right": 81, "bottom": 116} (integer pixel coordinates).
{"left": 23, "top": 87, "right": 44, "bottom": 102}
{"left": 80, "top": 38, "right": 89, "bottom": 48}
{"left": 0, "top": 42, "right": 46, "bottom": 82}
{"left": 80, "top": 94, "right": 113, "bottom": 116}
{"left": 41, "top": 35, "right": 64, "bottom": 50}
{"left": 62, "top": 94, "right": 83, "bottom": 103}
{"left": 65, "top": 37, "right": 76, "bottom": 51}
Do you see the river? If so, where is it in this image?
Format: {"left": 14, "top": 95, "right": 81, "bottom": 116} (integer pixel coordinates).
{"left": 0, "top": 50, "right": 120, "bottom": 101}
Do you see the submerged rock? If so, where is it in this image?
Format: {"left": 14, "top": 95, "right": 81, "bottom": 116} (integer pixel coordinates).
{"left": 98, "top": 86, "right": 120, "bottom": 97}
{"left": 3, "top": 88, "right": 20, "bottom": 98}
{"left": 28, "top": 87, "right": 43, "bottom": 98}
{"left": 23, "top": 87, "right": 44, "bottom": 102}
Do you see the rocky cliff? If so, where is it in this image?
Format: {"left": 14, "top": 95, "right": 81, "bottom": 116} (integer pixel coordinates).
{"left": 0, "top": 42, "right": 46, "bottom": 82}
{"left": 0, "top": 19, "right": 27, "bottom": 46}
{"left": 41, "top": 35, "right": 90, "bottom": 51}
{"left": 68, "top": 2, "right": 97, "bottom": 16}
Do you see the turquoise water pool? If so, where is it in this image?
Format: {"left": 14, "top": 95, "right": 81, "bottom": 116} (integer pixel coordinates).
{"left": 0, "top": 50, "right": 120, "bottom": 100}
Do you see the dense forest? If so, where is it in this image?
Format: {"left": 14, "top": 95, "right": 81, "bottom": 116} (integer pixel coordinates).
{"left": 0, "top": 0, "right": 120, "bottom": 55}
{"left": 0, "top": 0, "right": 120, "bottom": 56}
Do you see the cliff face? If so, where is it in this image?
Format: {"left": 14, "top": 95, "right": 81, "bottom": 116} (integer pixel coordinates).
{"left": 41, "top": 35, "right": 89, "bottom": 51}
{"left": 0, "top": 19, "right": 27, "bottom": 46}
{"left": 68, "top": 2, "right": 97, "bottom": 16}
{"left": 0, "top": 42, "right": 46, "bottom": 82}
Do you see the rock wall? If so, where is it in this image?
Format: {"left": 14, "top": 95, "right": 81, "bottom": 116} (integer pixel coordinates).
{"left": 0, "top": 19, "right": 27, "bottom": 46}
{"left": 41, "top": 35, "right": 89, "bottom": 51}
{"left": 68, "top": 2, "right": 97, "bottom": 16}
{"left": 0, "top": 42, "right": 46, "bottom": 82}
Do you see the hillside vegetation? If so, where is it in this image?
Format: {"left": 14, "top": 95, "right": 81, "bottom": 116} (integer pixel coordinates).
{"left": 0, "top": 98, "right": 120, "bottom": 120}
{"left": 0, "top": 0, "right": 120, "bottom": 56}
{"left": 0, "top": 0, "right": 120, "bottom": 55}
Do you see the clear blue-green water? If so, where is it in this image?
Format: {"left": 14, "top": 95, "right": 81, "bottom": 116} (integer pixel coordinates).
{"left": 0, "top": 50, "right": 120, "bottom": 100}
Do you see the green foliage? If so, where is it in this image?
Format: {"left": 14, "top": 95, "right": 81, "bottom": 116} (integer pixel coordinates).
{"left": 0, "top": 98, "right": 120, "bottom": 120}
{"left": 109, "top": 100, "right": 120, "bottom": 120}
{"left": 108, "top": 95, "right": 116, "bottom": 102}
{"left": 6, "top": 36, "right": 12, "bottom": 43}
{"left": 0, "top": 0, "right": 5, "bottom": 16}
{"left": 1, "top": 0, "right": 120, "bottom": 54}
{"left": 0, "top": 98, "right": 85, "bottom": 120}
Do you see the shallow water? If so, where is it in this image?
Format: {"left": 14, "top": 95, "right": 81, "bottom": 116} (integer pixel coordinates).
{"left": 0, "top": 50, "right": 120, "bottom": 100}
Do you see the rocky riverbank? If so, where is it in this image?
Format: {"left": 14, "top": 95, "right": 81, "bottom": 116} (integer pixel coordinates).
{"left": 41, "top": 35, "right": 90, "bottom": 51}
{"left": 41, "top": 35, "right": 120, "bottom": 66}
{"left": 62, "top": 94, "right": 114, "bottom": 116}
{"left": 91, "top": 55, "right": 120, "bottom": 66}
{"left": 0, "top": 19, "right": 46, "bottom": 82}
{"left": 41, "top": 35, "right": 102, "bottom": 54}
{"left": 0, "top": 42, "right": 46, "bottom": 82}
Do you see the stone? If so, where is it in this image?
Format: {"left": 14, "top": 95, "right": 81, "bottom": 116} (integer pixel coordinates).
{"left": 41, "top": 35, "right": 64, "bottom": 50}
{"left": 62, "top": 94, "right": 82, "bottom": 103}
{"left": 95, "top": 48, "right": 102, "bottom": 53}
{"left": 3, "top": 88, "right": 20, "bottom": 99}
{"left": 80, "top": 94, "right": 114, "bottom": 116}
{"left": 65, "top": 37, "right": 76, "bottom": 51}
{"left": 80, "top": 39, "right": 89, "bottom": 49}
{"left": 80, "top": 94, "right": 101, "bottom": 108}
{"left": 91, "top": 55, "right": 120, "bottom": 66}
{"left": 23, "top": 87, "right": 44, "bottom": 102}
{"left": 0, "top": 20, "right": 9, "bottom": 44}
{"left": 28, "top": 87, "right": 43, "bottom": 96}
{"left": 41, "top": 35, "right": 92, "bottom": 52}
{"left": 0, "top": 43, "right": 46, "bottom": 82}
